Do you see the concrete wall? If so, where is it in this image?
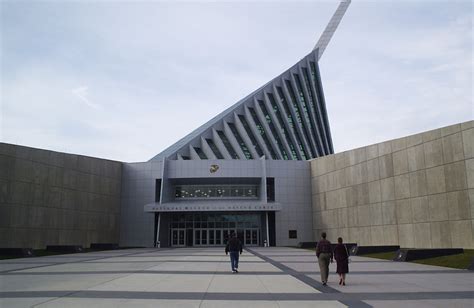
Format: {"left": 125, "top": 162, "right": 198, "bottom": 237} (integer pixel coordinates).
{"left": 267, "top": 160, "right": 312, "bottom": 246}
{"left": 0, "top": 143, "right": 122, "bottom": 249}
{"left": 120, "top": 161, "right": 160, "bottom": 247}
{"left": 310, "top": 121, "right": 474, "bottom": 249}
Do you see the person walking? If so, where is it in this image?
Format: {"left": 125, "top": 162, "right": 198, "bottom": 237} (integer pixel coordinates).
{"left": 334, "top": 237, "right": 349, "bottom": 285}
{"left": 316, "top": 232, "right": 333, "bottom": 285}
{"left": 225, "top": 232, "right": 243, "bottom": 273}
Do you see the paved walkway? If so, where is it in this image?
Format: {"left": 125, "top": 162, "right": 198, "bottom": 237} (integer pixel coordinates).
{"left": 0, "top": 247, "right": 472, "bottom": 307}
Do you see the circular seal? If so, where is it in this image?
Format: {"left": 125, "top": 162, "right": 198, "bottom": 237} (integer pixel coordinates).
{"left": 210, "top": 164, "right": 219, "bottom": 173}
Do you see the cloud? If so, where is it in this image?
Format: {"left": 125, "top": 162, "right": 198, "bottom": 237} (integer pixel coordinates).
{"left": 320, "top": 1, "right": 473, "bottom": 152}
{"left": 72, "top": 86, "right": 101, "bottom": 110}
{"left": 0, "top": 1, "right": 472, "bottom": 161}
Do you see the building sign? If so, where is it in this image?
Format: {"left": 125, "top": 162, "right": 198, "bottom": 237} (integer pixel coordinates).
{"left": 144, "top": 203, "right": 281, "bottom": 212}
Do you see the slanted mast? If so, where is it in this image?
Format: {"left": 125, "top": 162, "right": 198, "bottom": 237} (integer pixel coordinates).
{"left": 313, "top": 0, "right": 351, "bottom": 60}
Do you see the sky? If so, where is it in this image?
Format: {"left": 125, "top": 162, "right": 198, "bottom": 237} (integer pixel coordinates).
{"left": 1, "top": 0, "right": 472, "bottom": 163}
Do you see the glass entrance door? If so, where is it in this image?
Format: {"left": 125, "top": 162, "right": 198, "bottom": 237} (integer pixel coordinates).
{"left": 171, "top": 229, "right": 186, "bottom": 247}
{"left": 193, "top": 228, "right": 259, "bottom": 246}
{"left": 169, "top": 213, "right": 263, "bottom": 247}
{"left": 245, "top": 228, "right": 259, "bottom": 246}
{"left": 195, "top": 228, "right": 236, "bottom": 246}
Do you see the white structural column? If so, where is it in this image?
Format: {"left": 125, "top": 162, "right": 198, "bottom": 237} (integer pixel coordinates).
{"left": 223, "top": 121, "right": 247, "bottom": 159}
{"left": 189, "top": 145, "right": 201, "bottom": 160}
{"left": 212, "top": 128, "right": 233, "bottom": 159}
{"left": 271, "top": 84, "right": 303, "bottom": 160}
{"left": 261, "top": 156, "right": 270, "bottom": 246}
{"left": 306, "top": 57, "right": 330, "bottom": 154}
{"left": 281, "top": 78, "right": 313, "bottom": 158}
{"left": 253, "top": 97, "right": 281, "bottom": 160}
{"left": 201, "top": 137, "right": 217, "bottom": 159}
{"left": 233, "top": 112, "right": 259, "bottom": 159}
{"left": 289, "top": 73, "right": 318, "bottom": 157}
{"left": 266, "top": 211, "right": 270, "bottom": 246}
{"left": 156, "top": 157, "right": 167, "bottom": 247}
{"left": 297, "top": 64, "right": 324, "bottom": 156}
{"left": 244, "top": 106, "right": 273, "bottom": 159}
{"left": 262, "top": 92, "right": 293, "bottom": 160}
{"left": 156, "top": 213, "right": 161, "bottom": 247}
{"left": 312, "top": 59, "right": 334, "bottom": 153}
{"left": 159, "top": 157, "right": 166, "bottom": 203}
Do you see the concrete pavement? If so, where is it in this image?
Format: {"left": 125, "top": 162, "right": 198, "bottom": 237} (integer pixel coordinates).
{"left": 0, "top": 247, "right": 472, "bottom": 307}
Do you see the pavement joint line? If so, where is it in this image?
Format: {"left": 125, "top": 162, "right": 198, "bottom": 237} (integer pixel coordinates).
{"left": 245, "top": 248, "right": 340, "bottom": 293}
{"left": 30, "top": 289, "right": 81, "bottom": 307}
{"left": 84, "top": 260, "right": 266, "bottom": 263}
{"left": 0, "top": 248, "right": 163, "bottom": 274}
{"left": 3, "top": 290, "right": 473, "bottom": 301}
{"left": 1, "top": 270, "right": 289, "bottom": 276}
{"left": 253, "top": 261, "right": 280, "bottom": 305}
{"left": 246, "top": 248, "right": 372, "bottom": 308}
{"left": 200, "top": 253, "right": 226, "bottom": 307}
{"left": 279, "top": 261, "right": 391, "bottom": 264}
{"left": 3, "top": 248, "right": 473, "bottom": 306}
{"left": 29, "top": 248, "right": 183, "bottom": 307}
{"left": 2, "top": 269, "right": 468, "bottom": 276}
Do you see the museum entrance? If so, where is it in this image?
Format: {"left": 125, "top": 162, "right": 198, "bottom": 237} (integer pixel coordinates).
{"left": 193, "top": 228, "right": 259, "bottom": 246}
{"left": 168, "top": 212, "right": 263, "bottom": 247}
{"left": 171, "top": 228, "right": 186, "bottom": 247}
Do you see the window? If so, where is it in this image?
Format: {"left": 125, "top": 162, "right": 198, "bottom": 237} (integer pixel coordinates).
{"left": 276, "top": 87, "right": 308, "bottom": 160}
{"left": 228, "top": 123, "right": 253, "bottom": 159}
{"left": 267, "top": 93, "right": 298, "bottom": 160}
{"left": 284, "top": 80, "right": 303, "bottom": 125}
{"left": 266, "top": 177, "right": 275, "bottom": 202}
{"left": 174, "top": 184, "right": 259, "bottom": 199}
{"left": 302, "top": 67, "right": 315, "bottom": 108}
{"left": 310, "top": 61, "right": 317, "bottom": 83}
{"left": 217, "top": 130, "right": 239, "bottom": 159}
{"left": 238, "top": 115, "right": 264, "bottom": 157}
{"left": 303, "top": 66, "right": 326, "bottom": 155}
{"left": 248, "top": 107, "right": 278, "bottom": 159}
{"left": 289, "top": 230, "right": 297, "bottom": 239}
{"left": 284, "top": 79, "right": 315, "bottom": 158}
{"left": 294, "top": 74, "right": 312, "bottom": 124}
{"left": 258, "top": 100, "right": 289, "bottom": 160}
{"left": 206, "top": 138, "right": 224, "bottom": 159}
{"left": 194, "top": 147, "right": 207, "bottom": 159}
{"left": 295, "top": 73, "right": 323, "bottom": 156}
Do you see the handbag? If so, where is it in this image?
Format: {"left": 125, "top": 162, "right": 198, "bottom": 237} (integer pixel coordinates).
{"left": 344, "top": 245, "right": 352, "bottom": 263}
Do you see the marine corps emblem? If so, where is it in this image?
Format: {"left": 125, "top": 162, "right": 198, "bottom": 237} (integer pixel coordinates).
{"left": 210, "top": 164, "right": 219, "bottom": 173}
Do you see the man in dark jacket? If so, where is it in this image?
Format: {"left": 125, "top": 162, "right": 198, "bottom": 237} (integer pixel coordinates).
{"left": 225, "top": 232, "right": 243, "bottom": 273}
{"left": 316, "top": 232, "right": 333, "bottom": 285}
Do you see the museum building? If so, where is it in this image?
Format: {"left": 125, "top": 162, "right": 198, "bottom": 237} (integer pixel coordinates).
{"left": 116, "top": 1, "right": 353, "bottom": 248}
{"left": 3, "top": 0, "right": 471, "bottom": 251}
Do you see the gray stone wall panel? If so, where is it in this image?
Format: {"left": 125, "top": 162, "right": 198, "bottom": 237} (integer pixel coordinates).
{"left": 310, "top": 121, "right": 474, "bottom": 249}
{"left": 0, "top": 143, "right": 122, "bottom": 249}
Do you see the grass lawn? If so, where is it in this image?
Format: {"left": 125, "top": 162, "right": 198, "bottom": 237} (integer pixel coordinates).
{"left": 360, "top": 250, "right": 474, "bottom": 270}
{"left": 359, "top": 251, "right": 396, "bottom": 260}
{"left": 412, "top": 250, "right": 474, "bottom": 269}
